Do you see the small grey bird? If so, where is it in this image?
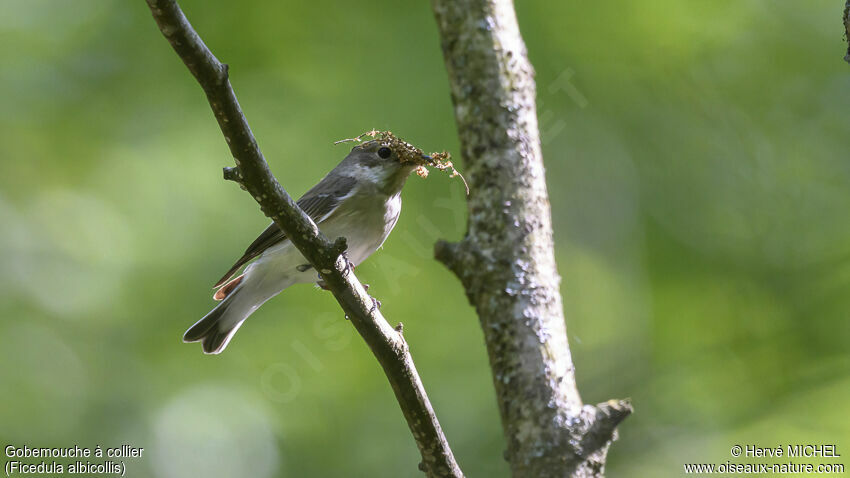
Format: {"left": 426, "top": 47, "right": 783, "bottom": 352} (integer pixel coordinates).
{"left": 183, "top": 139, "right": 433, "bottom": 354}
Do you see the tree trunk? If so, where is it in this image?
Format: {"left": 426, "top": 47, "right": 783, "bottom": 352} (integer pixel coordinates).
{"left": 430, "top": 1, "right": 631, "bottom": 476}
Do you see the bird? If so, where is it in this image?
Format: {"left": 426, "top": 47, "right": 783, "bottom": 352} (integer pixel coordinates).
{"left": 183, "top": 139, "right": 433, "bottom": 354}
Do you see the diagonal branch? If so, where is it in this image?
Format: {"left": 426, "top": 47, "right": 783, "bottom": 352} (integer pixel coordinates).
{"left": 144, "top": 1, "right": 462, "bottom": 476}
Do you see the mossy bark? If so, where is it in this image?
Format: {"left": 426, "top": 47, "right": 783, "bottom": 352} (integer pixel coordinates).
{"left": 430, "top": 1, "right": 631, "bottom": 476}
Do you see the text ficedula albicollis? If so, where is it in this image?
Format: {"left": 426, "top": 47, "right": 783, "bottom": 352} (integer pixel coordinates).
{"left": 184, "top": 139, "right": 434, "bottom": 354}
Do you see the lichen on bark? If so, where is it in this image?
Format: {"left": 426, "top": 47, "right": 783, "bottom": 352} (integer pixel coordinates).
{"left": 430, "top": 0, "right": 631, "bottom": 476}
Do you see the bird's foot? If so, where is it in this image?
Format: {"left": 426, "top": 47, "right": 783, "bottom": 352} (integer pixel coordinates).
{"left": 369, "top": 296, "right": 382, "bottom": 312}
{"left": 341, "top": 254, "right": 356, "bottom": 275}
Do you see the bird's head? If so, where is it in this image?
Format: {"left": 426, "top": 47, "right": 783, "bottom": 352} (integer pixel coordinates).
{"left": 340, "top": 136, "right": 434, "bottom": 195}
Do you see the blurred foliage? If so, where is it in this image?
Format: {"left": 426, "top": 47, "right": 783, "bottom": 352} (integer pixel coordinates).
{"left": 1, "top": 0, "right": 848, "bottom": 477}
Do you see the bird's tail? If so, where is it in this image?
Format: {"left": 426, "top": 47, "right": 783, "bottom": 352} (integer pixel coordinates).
{"left": 183, "top": 282, "right": 255, "bottom": 354}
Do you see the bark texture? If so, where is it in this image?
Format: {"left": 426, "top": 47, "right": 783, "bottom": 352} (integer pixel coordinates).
{"left": 430, "top": 1, "right": 631, "bottom": 477}
{"left": 844, "top": 0, "right": 850, "bottom": 63}
{"left": 145, "top": 1, "right": 462, "bottom": 476}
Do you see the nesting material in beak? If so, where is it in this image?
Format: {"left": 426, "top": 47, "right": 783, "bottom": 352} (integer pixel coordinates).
{"left": 336, "top": 130, "right": 469, "bottom": 195}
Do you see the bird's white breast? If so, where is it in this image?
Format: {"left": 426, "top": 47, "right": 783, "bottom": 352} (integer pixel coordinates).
{"left": 321, "top": 190, "right": 402, "bottom": 266}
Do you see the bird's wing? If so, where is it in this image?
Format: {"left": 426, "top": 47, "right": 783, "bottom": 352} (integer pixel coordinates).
{"left": 212, "top": 175, "right": 357, "bottom": 288}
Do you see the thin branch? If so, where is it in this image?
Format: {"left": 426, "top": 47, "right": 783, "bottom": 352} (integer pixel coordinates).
{"left": 844, "top": 0, "right": 850, "bottom": 63}
{"left": 430, "top": 0, "right": 630, "bottom": 476}
{"left": 144, "top": 1, "right": 462, "bottom": 476}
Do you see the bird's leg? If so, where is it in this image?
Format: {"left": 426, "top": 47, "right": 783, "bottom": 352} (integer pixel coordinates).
{"left": 315, "top": 254, "right": 355, "bottom": 290}
{"left": 340, "top": 254, "right": 371, "bottom": 290}
{"left": 341, "top": 253, "right": 356, "bottom": 275}
{"left": 315, "top": 256, "right": 374, "bottom": 299}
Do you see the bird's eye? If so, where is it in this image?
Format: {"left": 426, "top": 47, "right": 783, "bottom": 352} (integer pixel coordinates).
{"left": 377, "top": 147, "right": 392, "bottom": 159}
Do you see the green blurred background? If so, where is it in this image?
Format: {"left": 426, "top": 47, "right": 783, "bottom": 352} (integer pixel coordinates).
{"left": 1, "top": 1, "right": 848, "bottom": 476}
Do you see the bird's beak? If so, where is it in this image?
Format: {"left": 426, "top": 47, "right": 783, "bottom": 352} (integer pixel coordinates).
{"left": 421, "top": 154, "right": 435, "bottom": 165}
